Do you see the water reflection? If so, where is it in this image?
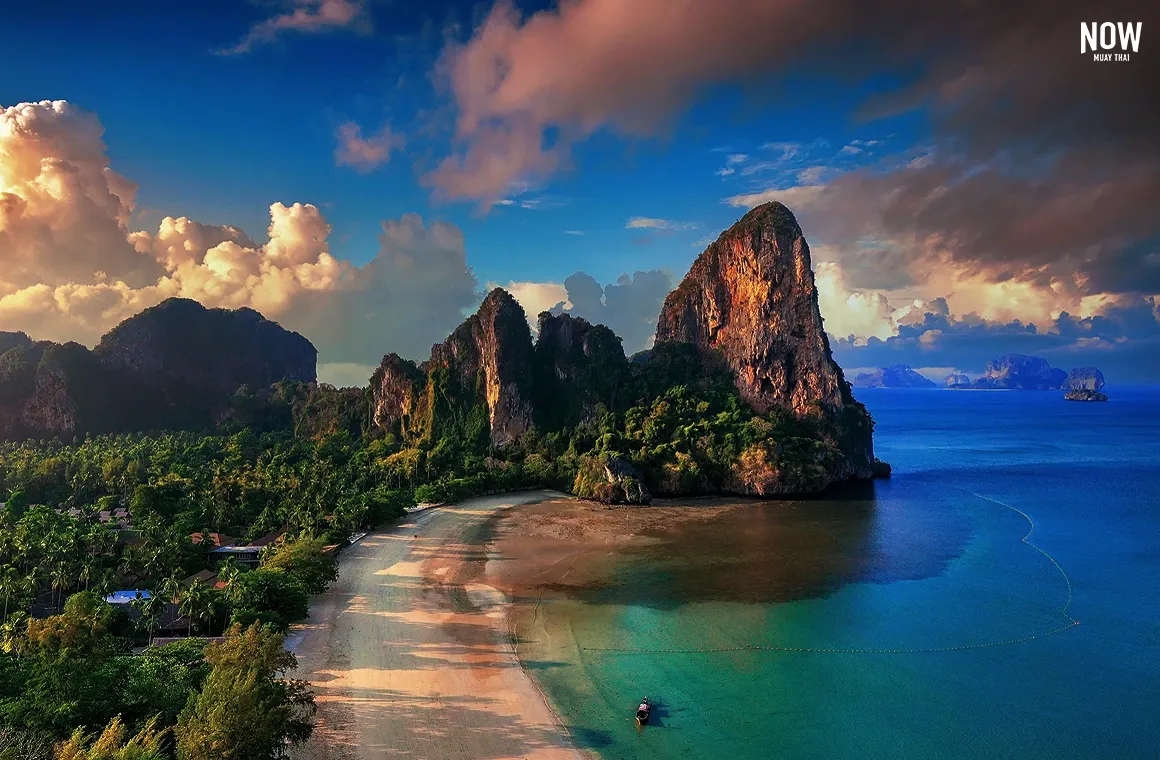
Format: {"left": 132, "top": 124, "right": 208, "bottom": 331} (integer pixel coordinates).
{"left": 550, "top": 478, "right": 973, "bottom": 609}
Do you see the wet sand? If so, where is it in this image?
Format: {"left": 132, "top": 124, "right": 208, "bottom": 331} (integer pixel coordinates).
{"left": 289, "top": 492, "right": 583, "bottom": 760}
{"left": 482, "top": 495, "right": 749, "bottom": 601}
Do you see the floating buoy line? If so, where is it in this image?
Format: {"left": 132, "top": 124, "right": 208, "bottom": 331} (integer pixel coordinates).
{"left": 581, "top": 489, "right": 1080, "bottom": 656}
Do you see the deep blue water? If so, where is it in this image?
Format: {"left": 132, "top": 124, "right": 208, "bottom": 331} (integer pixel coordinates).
{"left": 523, "top": 386, "right": 1160, "bottom": 759}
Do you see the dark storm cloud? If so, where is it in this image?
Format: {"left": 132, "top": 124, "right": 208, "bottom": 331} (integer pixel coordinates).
{"left": 724, "top": 0, "right": 1160, "bottom": 296}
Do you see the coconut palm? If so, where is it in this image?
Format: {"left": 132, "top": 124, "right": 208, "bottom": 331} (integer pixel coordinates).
{"left": 216, "top": 558, "right": 242, "bottom": 603}
{"left": 22, "top": 568, "right": 44, "bottom": 608}
{"left": 49, "top": 562, "right": 72, "bottom": 611}
{"left": 0, "top": 567, "right": 18, "bottom": 621}
{"left": 179, "top": 581, "right": 215, "bottom": 637}
{"left": 161, "top": 573, "right": 183, "bottom": 605}
{"left": 132, "top": 590, "right": 166, "bottom": 646}
{"left": 93, "top": 570, "right": 117, "bottom": 600}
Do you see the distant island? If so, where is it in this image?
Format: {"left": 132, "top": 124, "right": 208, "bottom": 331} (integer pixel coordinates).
{"left": 852, "top": 364, "right": 937, "bottom": 389}
{"left": 938, "top": 354, "right": 1107, "bottom": 400}
{"left": 1063, "top": 366, "right": 1108, "bottom": 401}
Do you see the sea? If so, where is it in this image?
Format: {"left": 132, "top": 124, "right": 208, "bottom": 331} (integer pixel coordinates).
{"left": 517, "top": 386, "right": 1160, "bottom": 759}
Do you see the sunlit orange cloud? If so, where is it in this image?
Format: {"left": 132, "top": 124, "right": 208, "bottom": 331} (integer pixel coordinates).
{"left": 0, "top": 100, "right": 478, "bottom": 376}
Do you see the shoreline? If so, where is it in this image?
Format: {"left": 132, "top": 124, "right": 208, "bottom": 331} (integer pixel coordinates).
{"left": 289, "top": 491, "right": 583, "bottom": 760}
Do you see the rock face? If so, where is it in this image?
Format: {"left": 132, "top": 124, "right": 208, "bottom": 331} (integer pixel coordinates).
{"left": 369, "top": 204, "right": 880, "bottom": 497}
{"left": 853, "top": 364, "right": 936, "bottom": 389}
{"left": 372, "top": 289, "right": 537, "bottom": 446}
{"left": 532, "top": 312, "right": 627, "bottom": 430}
{"left": 0, "top": 298, "right": 317, "bottom": 440}
{"left": 370, "top": 353, "right": 426, "bottom": 438}
{"left": 971, "top": 354, "right": 1067, "bottom": 390}
{"left": 372, "top": 294, "right": 630, "bottom": 448}
{"left": 1064, "top": 366, "right": 1105, "bottom": 391}
{"left": 945, "top": 373, "right": 972, "bottom": 388}
{"left": 432, "top": 289, "right": 536, "bottom": 446}
{"left": 654, "top": 201, "right": 874, "bottom": 477}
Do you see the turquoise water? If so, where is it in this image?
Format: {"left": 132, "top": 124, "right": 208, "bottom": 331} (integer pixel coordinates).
{"left": 522, "top": 387, "right": 1160, "bottom": 759}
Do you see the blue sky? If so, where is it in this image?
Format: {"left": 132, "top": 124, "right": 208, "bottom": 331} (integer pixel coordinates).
{"left": 1, "top": 0, "right": 906, "bottom": 283}
{"left": 2, "top": 0, "right": 1157, "bottom": 383}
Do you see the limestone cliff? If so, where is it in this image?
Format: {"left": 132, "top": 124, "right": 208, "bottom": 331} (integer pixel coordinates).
{"left": 432, "top": 289, "right": 536, "bottom": 446}
{"left": 0, "top": 298, "right": 317, "bottom": 440}
{"left": 1064, "top": 366, "right": 1106, "bottom": 391}
{"left": 654, "top": 201, "right": 875, "bottom": 479}
{"left": 372, "top": 289, "right": 537, "bottom": 447}
{"left": 370, "top": 353, "right": 427, "bottom": 438}
{"left": 366, "top": 206, "right": 880, "bottom": 496}
{"left": 532, "top": 312, "right": 627, "bottom": 430}
{"left": 971, "top": 354, "right": 1066, "bottom": 390}
{"left": 1063, "top": 366, "right": 1108, "bottom": 401}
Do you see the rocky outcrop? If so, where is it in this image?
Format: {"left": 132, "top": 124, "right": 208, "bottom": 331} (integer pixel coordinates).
{"left": 971, "top": 354, "right": 1067, "bottom": 390}
{"left": 1064, "top": 366, "right": 1105, "bottom": 391}
{"left": 945, "top": 373, "right": 972, "bottom": 388}
{"left": 372, "top": 289, "right": 537, "bottom": 447}
{"left": 430, "top": 289, "right": 536, "bottom": 446}
{"left": 0, "top": 298, "right": 317, "bottom": 440}
{"left": 532, "top": 312, "right": 627, "bottom": 430}
{"left": 574, "top": 454, "right": 652, "bottom": 505}
{"left": 1064, "top": 388, "right": 1108, "bottom": 402}
{"left": 654, "top": 201, "right": 874, "bottom": 479}
{"left": 853, "top": 364, "right": 936, "bottom": 389}
{"left": 370, "top": 353, "right": 426, "bottom": 438}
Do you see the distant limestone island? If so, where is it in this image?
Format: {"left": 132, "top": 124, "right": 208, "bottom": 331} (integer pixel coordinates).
{"left": 851, "top": 356, "right": 1108, "bottom": 401}
{"left": 943, "top": 355, "right": 1107, "bottom": 401}
{"left": 852, "top": 365, "right": 937, "bottom": 389}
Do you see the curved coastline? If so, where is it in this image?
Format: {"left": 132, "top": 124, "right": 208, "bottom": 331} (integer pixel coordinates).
{"left": 290, "top": 491, "right": 582, "bottom": 760}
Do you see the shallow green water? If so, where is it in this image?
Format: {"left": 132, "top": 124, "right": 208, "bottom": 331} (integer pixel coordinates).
{"left": 517, "top": 388, "right": 1160, "bottom": 759}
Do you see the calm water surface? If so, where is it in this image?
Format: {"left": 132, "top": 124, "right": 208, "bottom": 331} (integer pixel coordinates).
{"left": 519, "top": 387, "right": 1160, "bottom": 759}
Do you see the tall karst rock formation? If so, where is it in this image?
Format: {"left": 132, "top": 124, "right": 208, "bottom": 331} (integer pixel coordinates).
{"left": 372, "top": 289, "right": 538, "bottom": 446}
{"left": 655, "top": 201, "right": 875, "bottom": 477}
{"left": 370, "top": 201, "right": 879, "bottom": 493}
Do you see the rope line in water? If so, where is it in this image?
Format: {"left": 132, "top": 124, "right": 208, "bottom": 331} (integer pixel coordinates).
{"left": 967, "top": 490, "right": 1077, "bottom": 624}
{"left": 581, "top": 490, "right": 1080, "bottom": 656}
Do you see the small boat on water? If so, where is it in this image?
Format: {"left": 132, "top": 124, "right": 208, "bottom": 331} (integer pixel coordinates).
{"left": 635, "top": 697, "right": 651, "bottom": 725}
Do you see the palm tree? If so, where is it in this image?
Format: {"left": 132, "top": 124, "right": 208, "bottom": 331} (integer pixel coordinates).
{"left": 93, "top": 570, "right": 116, "bottom": 600}
{"left": 217, "top": 559, "right": 242, "bottom": 603}
{"left": 179, "top": 581, "right": 212, "bottom": 637}
{"left": 22, "top": 568, "right": 43, "bottom": 610}
{"left": 133, "top": 590, "right": 166, "bottom": 646}
{"left": 161, "top": 573, "right": 183, "bottom": 606}
{"left": 0, "top": 567, "right": 18, "bottom": 621}
{"left": 49, "top": 562, "right": 71, "bottom": 612}
{"left": 78, "top": 560, "right": 95, "bottom": 593}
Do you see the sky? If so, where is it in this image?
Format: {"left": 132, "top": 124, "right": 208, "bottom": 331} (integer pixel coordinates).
{"left": 2, "top": 0, "right": 1158, "bottom": 386}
